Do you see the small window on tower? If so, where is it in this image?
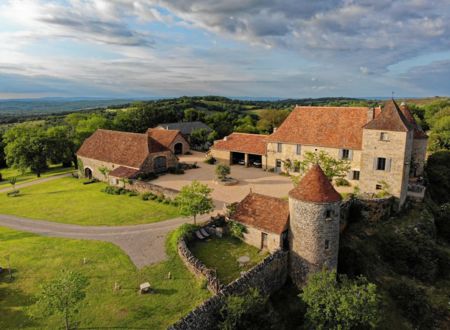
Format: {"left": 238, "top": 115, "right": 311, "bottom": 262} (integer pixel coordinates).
{"left": 325, "top": 210, "right": 332, "bottom": 219}
{"left": 325, "top": 240, "right": 330, "bottom": 250}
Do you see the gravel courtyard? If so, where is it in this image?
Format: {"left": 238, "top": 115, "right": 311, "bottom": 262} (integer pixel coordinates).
{"left": 153, "top": 151, "right": 295, "bottom": 209}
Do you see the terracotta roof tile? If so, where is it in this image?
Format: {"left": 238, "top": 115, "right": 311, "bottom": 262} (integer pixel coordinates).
{"left": 77, "top": 129, "right": 168, "bottom": 169}
{"left": 268, "top": 106, "right": 370, "bottom": 150}
{"left": 364, "top": 99, "right": 413, "bottom": 132}
{"left": 399, "top": 103, "right": 428, "bottom": 139}
{"left": 289, "top": 165, "right": 341, "bottom": 203}
{"left": 109, "top": 166, "right": 140, "bottom": 179}
{"left": 232, "top": 192, "right": 289, "bottom": 234}
{"left": 213, "top": 133, "right": 268, "bottom": 155}
{"left": 147, "top": 128, "right": 182, "bottom": 148}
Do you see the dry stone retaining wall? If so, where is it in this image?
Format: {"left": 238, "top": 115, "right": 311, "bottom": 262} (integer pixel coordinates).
{"left": 170, "top": 249, "right": 288, "bottom": 330}
{"left": 123, "top": 180, "right": 179, "bottom": 198}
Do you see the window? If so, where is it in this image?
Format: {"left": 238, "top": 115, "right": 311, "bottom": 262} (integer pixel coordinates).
{"left": 277, "top": 143, "right": 282, "bottom": 153}
{"left": 352, "top": 170, "right": 360, "bottom": 180}
{"left": 296, "top": 144, "right": 301, "bottom": 155}
{"left": 380, "top": 132, "right": 389, "bottom": 141}
{"left": 325, "top": 210, "right": 332, "bottom": 219}
{"left": 325, "top": 240, "right": 330, "bottom": 250}
{"left": 341, "top": 149, "right": 349, "bottom": 159}
{"left": 376, "top": 184, "right": 382, "bottom": 190}
{"left": 376, "top": 157, "right": 386, "bottom": 170}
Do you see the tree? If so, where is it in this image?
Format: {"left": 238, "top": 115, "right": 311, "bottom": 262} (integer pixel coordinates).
{"left": 175, "top": 181, "right": 214, "bottom": 224}
{"left": 46, "top": 126, "right": 75, "bottom": 167}
{"left": 291, "top": 151, "right": 351, "bottom": 185}
{"left": 301, "top": 270, "right": 380, "bottom": 330}
{"left": 190, "top": 128, "right": 211, "bottom": 148}
{"left": 35, "top": 270, "right": 89, "bottom": 330}
{"left": 0, "top": 131, "right": 6, "bottom": 168}
{"left": 425, "top": 150, "right": 450, "bottom": 204}
{"left": 257, "top": 109, "right": 290, "bottom": 133}
{"left": 215, "top": 164, "right": 230, "bottom": 181}
{"left": 3, "top": 124, "right": 49, "bottom": 177}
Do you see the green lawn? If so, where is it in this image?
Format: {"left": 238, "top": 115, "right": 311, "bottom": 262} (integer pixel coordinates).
{"left": 190, "top": 236, "right": 268, "bottom": 284}
{"left": 0, "top": 177, "right": 180, "bottom": 226}
{"left": 0, "top": 165, "right": 74, "bottom": 187}
{"left": 0, "top": 226, "right": 210, "bottom": 329}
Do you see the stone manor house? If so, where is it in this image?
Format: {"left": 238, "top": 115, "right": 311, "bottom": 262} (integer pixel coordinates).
{"left": 211, "top": 99, "right": 428, "bottom": 207}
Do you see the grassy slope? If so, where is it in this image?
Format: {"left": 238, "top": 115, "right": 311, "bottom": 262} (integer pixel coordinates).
{"left": 0, "top": 226, "right": 210, "bottom": 329}
{"left": 0, "top": 177, "right": 180, "bottom": 226}
{"left": 190, "top": 236, "right": 268, "bottom": 284}
{"left": 0, "top": 165, "right": 74, "bottom": 187}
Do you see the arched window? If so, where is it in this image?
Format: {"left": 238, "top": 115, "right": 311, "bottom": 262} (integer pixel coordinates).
{"left": 174, "top": 142, "right": 183, "bottom": 155}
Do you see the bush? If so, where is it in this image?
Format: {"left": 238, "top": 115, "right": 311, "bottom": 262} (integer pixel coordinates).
{"left": 136, "top": 172, "right": 158, "bottom": 181}
{"left": 335, "top": 177, "right": 350, "bottom": 186}
{"left": 168, "top": 166, "right": 185, "bottom": 175}
{"left": 204, "top": 156, "right": 216, "bottom": 165}
{"left": 215, "top": 164, "right": 230, "bottom": 181}
{"left": 388, "top": 281, "right": 433, "bottom": 328}
{"left": 434, "top": 202, "right": 450, "bottom": 242}
{"left": 102, "top": 186, "right": 129, "bottom": 195}
{"left": 228, "top": 221, "right": 247, "bottom": 238}
{"left": 425, "top": 151, "right": 450, "bottom": 204}
{"left": 128, "top": 191, "right": 139, "bottom": 197}
{"left": 0, "top": 173, "right": 2, "bottom": 181}
{"left": 141, "top": 192, "right": 155, "bottom": 201}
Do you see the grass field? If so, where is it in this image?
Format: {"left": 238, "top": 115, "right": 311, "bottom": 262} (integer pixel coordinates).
{"left": 0, "top": 226, "right": 210, "bottom": 329}
{"left": 0, "top": 165, "right": 74, "bottom": 187}
{"left": 190, "top": 236, "right": 267, "bottom": 284}
{"left": 0, "top": 177, "right": 180, "bottom": 226}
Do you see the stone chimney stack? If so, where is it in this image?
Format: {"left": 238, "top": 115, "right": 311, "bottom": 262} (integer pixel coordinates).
{"left": 223, "top": 136, "right": 228, "bottom": 141}
{"left": 367, "top": 107, "right": 375, "bottom": 122}
{"left": 273, "top": 127, "right": 277, "bottom": 133}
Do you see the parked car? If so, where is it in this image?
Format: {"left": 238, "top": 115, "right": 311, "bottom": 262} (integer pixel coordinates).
{"left": 252, "top": 161, "right": 262, "bottom": 168}
{"left": 237, "top": 159, "right": 245, "bottom": 165}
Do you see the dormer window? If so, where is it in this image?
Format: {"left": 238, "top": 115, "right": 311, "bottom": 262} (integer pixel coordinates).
{"left": 380, "top": 132, "right": 389, "bottom": 141}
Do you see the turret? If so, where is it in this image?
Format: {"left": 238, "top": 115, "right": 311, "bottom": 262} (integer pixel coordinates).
{"left": 288, "top": 165, "right": 341, "bottom": 287}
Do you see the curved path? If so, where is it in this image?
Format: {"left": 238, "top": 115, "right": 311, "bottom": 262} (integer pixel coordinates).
{"left": 0, "top": 173, "right": 72, "bottom": 193}
{"left": 0, "top": 213, "right": 209, "bottom": 268}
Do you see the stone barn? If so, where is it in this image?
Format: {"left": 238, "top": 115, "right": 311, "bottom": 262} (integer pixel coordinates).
{"left": 76, "top": 129, "right": 179, "bottom": 182}
{"left": 147, "top": 128, "right": 190, "bottom": 155}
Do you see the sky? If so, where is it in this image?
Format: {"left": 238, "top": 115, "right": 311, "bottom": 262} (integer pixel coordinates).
{"left": 0, "top": 0, "right": 449, "bottom": 99}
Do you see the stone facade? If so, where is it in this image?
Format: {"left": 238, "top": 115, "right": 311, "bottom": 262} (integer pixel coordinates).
{"left": 170, "top": 250, "right": 288, "bottom": 330}
{"left": 359, "top": 129, "right": 413, "bottom": 207}
{"left": 77, "top": 156, "right": 129, "bottom": 181}
{"left": 288, "top": 198, "right": 340, "bottom": 287}
{"left": 240, "top": 225, "right": 285, "bottom": 253}
{"left": 411, "top": 138, "right": 428, "bottom": 176}
{"left": 169, "top": 134, "right": 191, "bottom": 155}
{"left": 139, "top": 150, "right": 178, "bottom": 173}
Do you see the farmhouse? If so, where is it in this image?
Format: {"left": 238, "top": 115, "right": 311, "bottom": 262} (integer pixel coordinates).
{"left": 211, "top": 100, "right": 428, "bottom": 206}
{"left": 77, "top": 128, "right": 188, "bottom": 183}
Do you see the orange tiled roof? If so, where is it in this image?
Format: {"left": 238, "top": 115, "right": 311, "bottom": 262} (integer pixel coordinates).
{"left": 109, "top": 166, "right": 140, "bottom": 179}
{"left": 289, "top": 165, "right": 341, "bottom": 203}
{"left": 147, "top": 128, "right": 183, "bottom": 148}
{"left": 364, "top": 99, "right": 413, "bottom": 132}
{"left": 232, "top": 192, "right": 289, "bottom": 234}
{"left": 213, "top": 133, "right": 268, "bottom": 155}
{"left": 77, "top": 129, "right": 168, "bottom": 169}
{"left": 268, "top": 106, "right": 370, "bottom": 150}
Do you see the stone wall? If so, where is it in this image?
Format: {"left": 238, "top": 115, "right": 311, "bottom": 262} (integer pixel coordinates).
{"left": 169, "top": 134, "right": 191, "bottom": 155}
{"left": 240, "top": 225, "right": 282, "bottom": 253}
{"left": 178, "top": 236, "right": 224, "bottom": 294}
{"left": 121, "top": 180, "right": 179, "bottom": 198}
{"left": 170, "top": 250, "right": 289, "bottom": 330}
{"left": 340, "top": 196, "right": 394, "bottom": 224}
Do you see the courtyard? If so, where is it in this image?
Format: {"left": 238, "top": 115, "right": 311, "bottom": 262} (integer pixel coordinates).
{"left": 153, "top": 151, "right": 295, "bottom": 209}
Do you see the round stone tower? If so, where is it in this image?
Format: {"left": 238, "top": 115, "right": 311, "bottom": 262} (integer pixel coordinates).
{"left": 288, "top": 164, "right": 342, "bottom": 287}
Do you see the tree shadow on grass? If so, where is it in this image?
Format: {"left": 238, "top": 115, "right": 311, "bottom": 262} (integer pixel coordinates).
{"left": 0, "top": 283, "right": 38, "bottom": 328}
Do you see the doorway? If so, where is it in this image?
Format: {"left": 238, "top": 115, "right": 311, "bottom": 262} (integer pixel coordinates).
{"left": 261, "top": 232, "right": 268, "bottom": 250}
{"left": 174, "top": 142, "right": 183, "bottom": 155}
{"left": 84, "top": 167, "right": 92, "bottom": 179}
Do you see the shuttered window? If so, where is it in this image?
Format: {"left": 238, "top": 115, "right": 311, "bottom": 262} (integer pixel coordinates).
{"left": 296, "top": 144, "right": 301, "bottom": 155}
{"left": 340, "top": 149, "right": 353, "bottom": 160}
{"left": 277, "top": 143, "right": 282, "bottom": 153}
{"left": 373, "top": 157, "right": 392, "bottom": 172}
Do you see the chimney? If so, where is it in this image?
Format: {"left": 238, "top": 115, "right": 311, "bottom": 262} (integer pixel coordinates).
{"left": 273, "top": 127, "right": 277, "bottom": 133}
{"left": 367, "top": 107, "right": 375, "bottom": 122}
{"left": 400, "top": 102, "right": 407, "bottom": 111}
{"left": 224, "top": 136, "right": 228, "bottom": 141}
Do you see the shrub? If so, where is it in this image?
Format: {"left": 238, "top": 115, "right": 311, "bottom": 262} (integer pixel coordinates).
{"left": 228, "top": 221, "right": 247, "bottom": 238}
{"left": 0, "top": 173, "right": 2, "bottom": 181}
{"left": 204, "top": 156, "right": 216, "bottom": 165}
{"left": 136, "top": 172, "right": 158, "bottom": 181}
{"left": 425, "top": 150, "right": 450, "bottom": 204}
{"left": 102, "top": 186, "right": 129, "bottom": 195}
{"left": 168, "top": 166, "right": 185, "bottom": 175}
{"left": 128, "top": 191, "right": 139, "bottom": 197}
{"left": 388, "top": 281, "right": 433, "bottom": 328}
{"left": 141, "top": 192, "right": 154, "bottom": 201}
{"left": 335, "top": 177, "right": 350, "bottom": 187}
{"left": 215, "top": 164, "right": 230, "bottom": 181}
{"left": 434, "top": 202, "right": 450, "bottom": 242}
{"left": 375, "top": 180, "right": 391, "bottom": 198}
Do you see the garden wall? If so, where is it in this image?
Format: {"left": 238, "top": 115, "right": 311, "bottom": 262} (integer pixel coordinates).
{"left": 170, "top": 249, "right": 288, "bottom": 330}
{"left": 121, "top": 180, "right": 179, "bottom": 198}
{"left": 340, "top": 196, "right": 394, "bottom": 225}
